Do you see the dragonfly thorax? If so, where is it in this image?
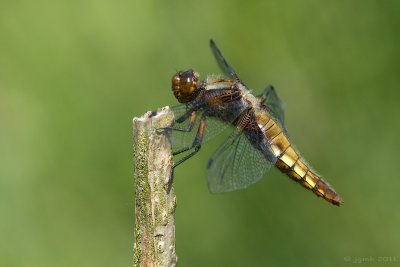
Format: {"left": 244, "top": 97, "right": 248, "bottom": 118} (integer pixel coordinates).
{"left": 171, "top": 69, "right": 200, "bottom": 103}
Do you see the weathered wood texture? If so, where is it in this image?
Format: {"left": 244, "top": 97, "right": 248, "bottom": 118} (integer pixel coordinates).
{"left": 133, "top": 107, "right": 177, "bottom": 267}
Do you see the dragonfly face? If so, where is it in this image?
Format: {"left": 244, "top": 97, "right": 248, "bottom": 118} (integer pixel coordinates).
{"left": 171, "top": 69, "right": 199, "bottom": 103}
{"left": 166, "top": 39, "right": 343, "bottom": 206}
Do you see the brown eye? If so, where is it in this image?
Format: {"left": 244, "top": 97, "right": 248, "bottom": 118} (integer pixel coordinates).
{"left": 172, "top": 74, "right": 180, "bottom": 87}
{"left": 171, "top": 69, "right": 198, "bottom": 103}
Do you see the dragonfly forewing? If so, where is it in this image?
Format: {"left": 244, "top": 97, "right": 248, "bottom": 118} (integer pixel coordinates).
{"left": 210, "top": 39, "right": 238, "bottom": 80}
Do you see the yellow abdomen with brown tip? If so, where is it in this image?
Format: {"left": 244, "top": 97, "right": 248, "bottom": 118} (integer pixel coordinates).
{"left": 256, "top": 112, "right": 343, "bottom": 206}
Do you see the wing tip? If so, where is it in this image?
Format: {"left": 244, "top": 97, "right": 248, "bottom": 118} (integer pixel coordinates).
{"left": 209, "top": 38, "right": 215, "bottom": 46}
{"left": 267, "top": 84, "right": 275, "bottom": 92}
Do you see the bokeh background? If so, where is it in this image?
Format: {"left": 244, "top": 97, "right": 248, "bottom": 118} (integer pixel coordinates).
{"left": 1, "top": 1, "right": 399, "bottom": 266}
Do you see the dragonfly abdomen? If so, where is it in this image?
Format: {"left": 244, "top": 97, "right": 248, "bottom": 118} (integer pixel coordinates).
{"left": 259, "top": 114, "right": 343, "bottom": 206}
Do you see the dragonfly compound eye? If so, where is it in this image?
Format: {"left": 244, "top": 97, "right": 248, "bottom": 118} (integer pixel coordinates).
{"left": 171, "top": 69, "right": 198, "bottom": 103}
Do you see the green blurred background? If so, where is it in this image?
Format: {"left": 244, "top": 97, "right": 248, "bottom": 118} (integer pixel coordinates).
{"left": 1, "top": 0, "right": 399, "bottom": 266}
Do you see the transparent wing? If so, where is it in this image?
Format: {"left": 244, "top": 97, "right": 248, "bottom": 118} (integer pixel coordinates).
{"left": 167, "top": 104, "right": 230, "bottom": 154}
{"left": 259, "top": 85, "right": 285, "bottom": 125}
{"left": 210, "top": 39, "right": 238, "bottom": 79}
{"left": 206, "top": 129, "right": 277, "bottom": 193}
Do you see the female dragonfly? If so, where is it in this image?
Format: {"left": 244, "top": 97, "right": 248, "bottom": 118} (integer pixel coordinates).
{"left": 164, "top": 39, "right": 343, "bottom": 206}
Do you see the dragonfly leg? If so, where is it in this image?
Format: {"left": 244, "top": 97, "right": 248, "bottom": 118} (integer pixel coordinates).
{"left": 176, "top": 110, "right": 196, "bottom": 124}
{"left": 165, "top": 115, "right": 206, "bottom": 192}
{"left": 173, "top": 115, "right": 206, "bottom": 167}
{"left": 158, "top": 111, "right": 196, "bottom": 133}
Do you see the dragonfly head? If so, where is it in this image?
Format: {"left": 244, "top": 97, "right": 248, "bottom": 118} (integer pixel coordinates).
{"left": 171, "top": 69, "right": 199, "bottom": 103}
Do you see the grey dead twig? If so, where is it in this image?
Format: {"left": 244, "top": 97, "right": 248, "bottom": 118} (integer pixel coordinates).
{"left": 133, "top": 107, "right": 177, "bottom": 267}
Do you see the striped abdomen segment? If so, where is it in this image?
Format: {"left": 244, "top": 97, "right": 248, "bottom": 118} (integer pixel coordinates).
{"left": 259, "top": 115, "right": 343, "bottom": 206}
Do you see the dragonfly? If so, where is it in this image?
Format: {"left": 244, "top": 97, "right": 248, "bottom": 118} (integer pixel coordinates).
{"left": 164, "top": 39, "right": 343, "bottom": 206}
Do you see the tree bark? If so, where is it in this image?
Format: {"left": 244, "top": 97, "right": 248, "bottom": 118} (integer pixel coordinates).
{"left": 132, "top": 107, "right": 177, "bottom": 267}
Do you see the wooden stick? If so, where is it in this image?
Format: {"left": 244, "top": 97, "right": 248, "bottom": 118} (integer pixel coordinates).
{"left": 132, "top": 107, "right": 177, "bottom": 267}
